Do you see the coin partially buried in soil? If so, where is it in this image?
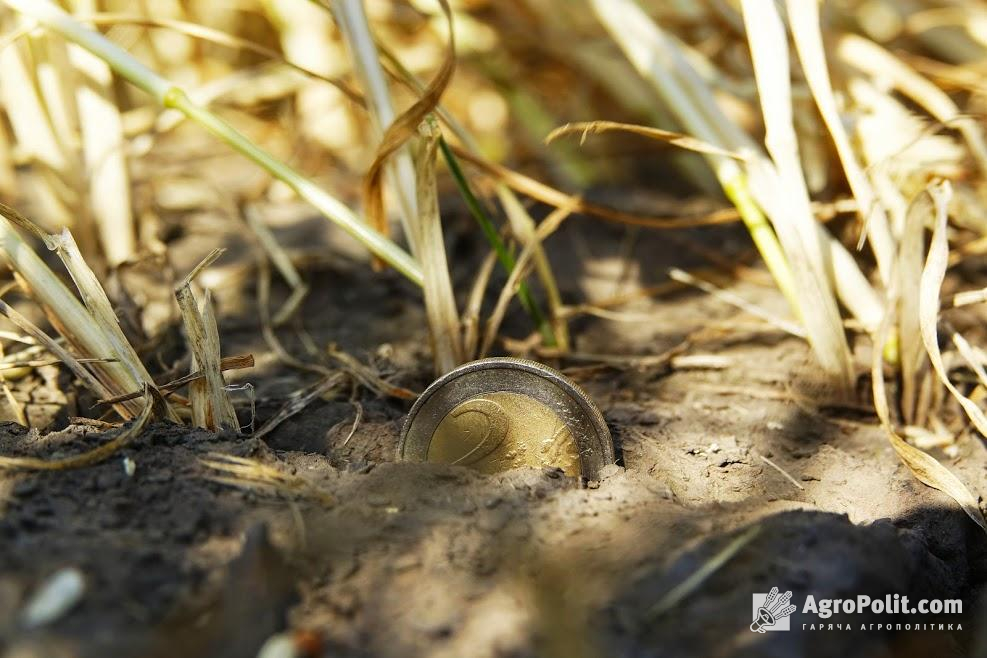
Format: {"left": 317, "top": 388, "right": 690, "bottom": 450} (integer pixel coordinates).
{"left": 400, "top": 358, "right": 615, "bottom": 479}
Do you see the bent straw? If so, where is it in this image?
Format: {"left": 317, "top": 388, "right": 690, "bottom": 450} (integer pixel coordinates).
{"left": 587, "top": 0, "right": 798, "bottom": 312}
{"left": 378, "top": 44, "right": 570, "bottom": 350}
{"left": 589, "top": 0, "right": 883, "bottom": 391}
{"left": 330, "top": 0, "right": 420, "bottom": 256}
{"left": 0, "top": 204, "right": 162, "bottom": 418}
{"left": 3, "top": 0, "right": 423, "bottom": 287}
{"left": 440, "top": 137, "right": 555, "bottom": 346}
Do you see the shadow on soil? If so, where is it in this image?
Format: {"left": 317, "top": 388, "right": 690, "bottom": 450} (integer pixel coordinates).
{"left": 0, "top": 417, "right": 984, "bottom": 658}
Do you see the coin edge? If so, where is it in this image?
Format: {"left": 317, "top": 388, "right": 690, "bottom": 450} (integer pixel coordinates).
{"left": 399, "top": 357, "right": 615, "bottom": 471}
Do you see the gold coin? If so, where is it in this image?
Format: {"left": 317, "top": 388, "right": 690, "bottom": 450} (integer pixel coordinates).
{"left": 427, "top": 391, "right": 582, "bottom": 476}
{"left": 400, "top": 358, "right": 614, "bottom": 478}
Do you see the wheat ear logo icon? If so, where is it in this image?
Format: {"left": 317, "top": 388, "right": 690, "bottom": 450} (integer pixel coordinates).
{"left": 751, "top": 587, "right": 796, "bottom": 633}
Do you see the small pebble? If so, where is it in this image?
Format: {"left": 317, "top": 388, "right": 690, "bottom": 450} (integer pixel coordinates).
{"left": 21, "top": 568, "right": 85, "bottom": 629}
{"left": 257, "top": 632, "right": 297, "bottom": 658}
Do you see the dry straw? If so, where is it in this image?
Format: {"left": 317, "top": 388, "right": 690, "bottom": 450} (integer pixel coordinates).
{"left": 870, "top": 186, "right": 987, "bottom": 533}
{"left": 175, "top": 249, "right": 238, "bottom": 432}
{"left": 414, "top": 117, "right": 463, "bottom": 374}
{"left": 331, "top": 0, "right": 421, "bottom": 254}
{"left": 740, "top": 0, "right": 854, "bottom": 391}
{"left": 0, "top": 202, "right": 170, "bottom": 419}
{"left": 3, "top": 0, "right": 422, "bottom": 285}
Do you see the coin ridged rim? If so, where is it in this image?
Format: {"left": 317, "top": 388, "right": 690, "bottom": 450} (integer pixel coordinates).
{"left": 399, "top": 357, "right": 614, "bottom": 477}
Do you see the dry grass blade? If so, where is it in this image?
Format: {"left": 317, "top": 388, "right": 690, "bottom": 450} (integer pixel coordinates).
{"left": 0, "top": 391, "right": 154, "bottom": 471}
{"left": 646, "top": 525, "right": 761, "bottom": 620}
{"left": 903, "top": 52, "right": 987, "bottom": 96}
{"left": 68, "top": 0, "right": 135, "bottom": 266}
{"left": 899, "top": 193, "right": 931, "bottom": 424}
{"left": 951, "top": 332, "right": 987, "bottom": 390}
{"left": 326, "top": 345, "right": 417, "bottom": 400}
{"left": 415, "top": 117, "right": 463, "bottom": 374}
{"left": 200, "top": 453, "right": 335, "bottom": 506}
{"left": 0, "top": 116, "right": 15, "bottom": 198}
{"left": 168, "top": 354, "right": 254, "bottom": 395}
{"left": 204, "top": 291, "right": 238, "bottom": 428}
{"left": 827, "top": 236, "right": 885, "bottom": 336}
{"left": 9, "top": 30, "right": 79, "bottom": 231}
{"left": 241, "top": 204, "right": 308, "bottom": 326}
{"left": 787, "top": 1, "right": 894, "bottom": 284}
{"left": 331, "top": 0, "right": 419, "bottom": 250}
{"left": 255, "top": 257, "right": 337, "bottom": 379}
{"left": 741, "top": 0, "right": 855, "bottom": 393}
{"left": 546, "top": 121, "right": 745, "bottom": 160}
{"left": 53, "top": 13, "right": 363, "bottom": 105}
{"left": 252, "top": 373, "right": 347, "bottom": 441}
{"left": 185, "top": 348, "right": 205, "bottom": 426}
{"left": 33, "top": 33, "right": 79, "bottom": 175}
{"left": 0, "top": 33, "right": 70, "bottom": 176}
{"left": 480, "top": 201, "right": 576, "bottom": 357}
{"left": 837, "top": 33, "right": 987, "bottom": 174}
{"left": 919, "top": 181, "right": 987, "bottom": 437}
{"left": 98, "top": 354, "right": 254, "bottom": 406}
{"left": 46, "top": 229, "right": 157, "bottom": 392}
{"left": 345, "top": 0, "right": 455, "bottom": 250}
{"left": 667, "top": 268, "right": 805, "bottom": 338}
{"left": 181, "top": 247, "right": 224, "bottom": 284}
{"left": 0, "top": 203, "right": 153, "bottom": 416}
{"left": 175, "top": 250, "right": 239, "bottom": 431}
{"left": 0, "top": 356, "right": 26, "bottom": 426}
{"left": 0, "top": 331, "right": 36, "bottom": 345}
{"left": 496, "top": 190, "right": 570, "bottom": 352}
{"left": 462, "top": 250, "right": 497, "bottom": 360}
{"left": 588, "top": 0, "right": 759, "bottom": 159}
{"left": 378, "top": 43, "right": 571, "bottom": 352}
{"left": 451, "top": 144, "right": 856, "bottom": 230}
{"left": 0, "top": 298, "right": 125, "bottom": 415}
{"left": 950, "top": 286, "right": 987, "bottom": 307}
{"left": 759, "top": 454, "right": 805, "bottom": 490}
{"left": 0, "top": 357, "right": 113, "bottom": 370}
{"left": 873, "top": 273, "right": 987, "bottom": 534}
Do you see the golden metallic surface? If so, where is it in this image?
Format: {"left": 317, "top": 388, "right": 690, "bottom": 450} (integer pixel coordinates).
{"left": 400, "top": 358, "right": 615, "bottom": 478}
{"left": 426, "top": 391, "right": 581, "bottom": 476}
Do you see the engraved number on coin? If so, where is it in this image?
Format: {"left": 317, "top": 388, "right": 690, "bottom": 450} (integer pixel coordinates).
{"left": 447, "top": 398, "right": 509, "bottom": 466}
{"left": 403, "top": 359, "right": 614, "bottom": 478}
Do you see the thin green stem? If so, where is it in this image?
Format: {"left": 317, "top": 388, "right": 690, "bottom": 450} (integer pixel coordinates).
{"left": 380, "top": 42, "right": 570, "bottom": 350}
{"left": 6, "top": 0, "right": 422, "bottom": 287}
{"left": 166, "top": 90, "right": 422, "bottom": 285}
{"left": 439, "top": 137, "right": 555, "bottom": 347}
{"left": 722, "top": 173, "right": 799, "bottom": 314}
